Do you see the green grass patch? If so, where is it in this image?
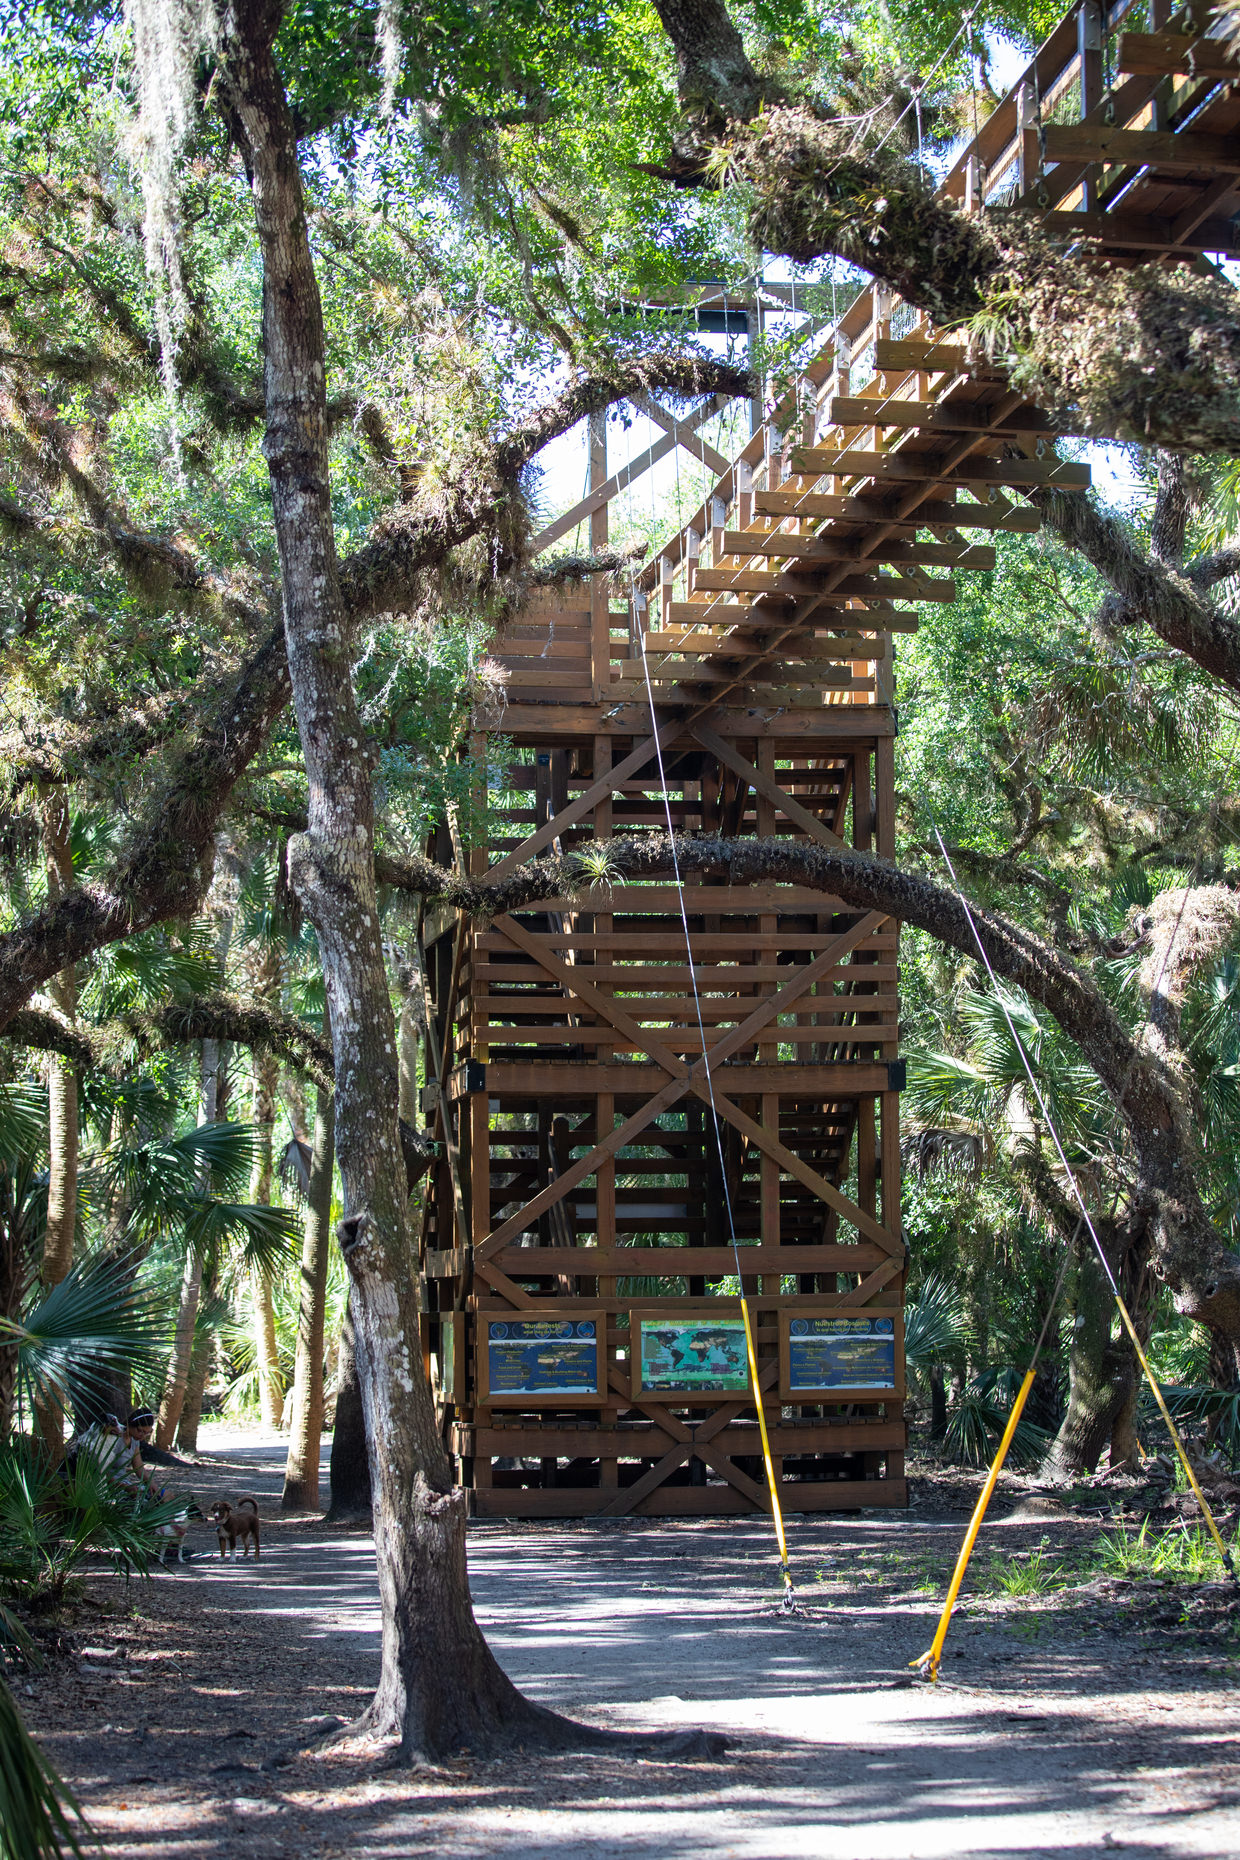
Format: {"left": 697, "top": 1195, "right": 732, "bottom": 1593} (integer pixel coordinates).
{"left": 1091, "top": 1517, "right": 1240, "bottom": 1583}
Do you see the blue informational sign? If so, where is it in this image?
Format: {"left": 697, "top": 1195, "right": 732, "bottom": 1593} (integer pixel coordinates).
{"left": 787, "top": 1315, "right": 896, "bottom": 1391}
{"left": 486, "top": 1318, "right": 600, "bottom": 1398}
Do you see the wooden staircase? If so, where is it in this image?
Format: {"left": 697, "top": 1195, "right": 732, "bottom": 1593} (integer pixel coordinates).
{"left": 417, "top": 0, "right": 1232, "bottom": 1517}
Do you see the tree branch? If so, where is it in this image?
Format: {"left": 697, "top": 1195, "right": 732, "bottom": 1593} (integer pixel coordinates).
{"left": 385, "top": 831, "right": 1240, "bottom": 1344}
{"left": 647, "top": 1, "right": 1240, "bottom": 452}
{"left": 336, "top": 354, "right": 753, "bottom": 624}
{"left": 0, "top": 624, "right": 292, "bottom": 1029}
{"left": 1030, "top": 482, "right": 1240, "bottom": 693}
{"left": 7, "top": 996, "right": 437, "bottom": 1184}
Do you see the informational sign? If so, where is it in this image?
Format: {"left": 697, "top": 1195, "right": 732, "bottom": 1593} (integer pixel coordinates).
{"left": 783, "top": 1314, "right": 897, "bottom": 1394}
{"left": 634, "top": 1314, "right": 750, "bottom": 1396}
{"left": 482, "top": 1315, "right": 604, "bottom": 1406}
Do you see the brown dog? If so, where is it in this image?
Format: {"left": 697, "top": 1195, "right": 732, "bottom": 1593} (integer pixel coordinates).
{"left": 210, "top": 1496, "right": 261, "bottom": 1561}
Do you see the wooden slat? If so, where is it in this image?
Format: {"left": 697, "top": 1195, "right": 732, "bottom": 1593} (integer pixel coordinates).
{"left": 666, "top": 602, "right": 921, "bottom": 629}
{"left": 693, "top": 566, "right": 958, "bottom": 600}
{"left": 873, "top": 338, "right": 976, "bottom": 374}
{"left": 719, "top": 531, "right": 995, "bottom": 570}
{"left": 753, "top": 490, "right": 1040, "bottom": 531}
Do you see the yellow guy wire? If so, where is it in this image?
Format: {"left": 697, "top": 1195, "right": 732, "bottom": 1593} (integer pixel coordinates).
{"left": 928, "top": 826, "right": 1240, "bottom": 1606}
{"left": 739, "top": 1293, "right": 794, "bottom": 1606}
{"left": 911, "top": 1367, "right": 1038, "bottom": 1682}
{"left": 912, "top": 1240, "right": 1071, "bottom": 1681}
{"left": 1112, "top": 1290, "right": 1238, "bottom": 1582}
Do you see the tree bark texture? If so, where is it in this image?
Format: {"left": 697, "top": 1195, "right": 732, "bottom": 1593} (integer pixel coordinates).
{"left": 327, "top": 1294, "right": 372, "bottom": 1520}
{"left": 176, "top": 1307, "right": 214, "bottom": 1453}
{"left": 1044, "top": 1232, "right": 1137, "bottom": 1480}
{"left": 282, "top": 1080, "right": 334, "bottom": 1509}
{"left": 36, "top": 795, "right": 78, "bottom": 1458}
{"left": 156, "top": 1039, "right": 221, "bottom": 1449}
{"left": 215, "top": 0, "right": 560, "bottom": 1760}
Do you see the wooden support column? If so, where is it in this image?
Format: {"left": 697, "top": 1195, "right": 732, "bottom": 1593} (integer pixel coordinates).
{"left": 1077, "top": 0, "right": 1103, "bottom": 147}
{"left": 761, "top": 1091, "right": 780, "bottom": 1296}
{"left": 589, "top": 412, "right": 610, "bottom": 699}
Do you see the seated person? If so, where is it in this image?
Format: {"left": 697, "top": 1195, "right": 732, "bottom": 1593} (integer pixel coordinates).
{"left": 123, "top": 1409, "right": 167, "bottom": 1497}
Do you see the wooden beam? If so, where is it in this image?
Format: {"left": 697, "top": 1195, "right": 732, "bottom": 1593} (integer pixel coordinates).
{"left": 707, "top": 1086, "right": 902, "bottom": 1255}
{"left": 483, "top": 715, "right": 690, "bottom": 882}
{"left": 873, "top": 338, "right": 979, "bottom": 375}
{"left": 719, "top": 531, "right": 995, "bottom": 570}
{"left": 827, "top": 396, "right": 1057, "bottom": 436}
{"left": 1020, "top": 205, "right": 1240, "bottom": 255}
{"left": 632, "top": 392, "right": 731, "bottom": 477}
{"left": 693, "top": 566, "right": 958, "bottom": 599}
{"left": 529, "top": 396, "right": 727, "bottom": 555}
{"left": 692, "top": 725, "right": 845, "bottom": 848}
{"left": 754, "top": 490, "right": 1040, "bottom": 531}
{"left": 1042, "top": 124, "right": 1240, "bottom": 174}
{"left": 667, "top": 602, "right": 922, "bottom": 630}
{"left": 1117, "top": 31, "right": 1240, "bottom": 80}
{"left": 788, "top": 448, "right": 1091, "bottom": 488}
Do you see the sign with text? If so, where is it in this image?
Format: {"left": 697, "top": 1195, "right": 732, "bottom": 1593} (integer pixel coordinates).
{"left": 481, "top": 1315, "right": 605, "bottom": 1407}
{"left": 633, "top": 1314, "right": 751, "bottom": 1397}
{"left": 782, "top": 1314, "right": 898, "bottom": 1396}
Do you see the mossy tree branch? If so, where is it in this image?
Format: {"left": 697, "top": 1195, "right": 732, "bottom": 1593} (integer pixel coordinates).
{"left": 336, "top": 353, "right": 752, "bottom": 625}
{"left": 1030, "top": 482, "right": 1240, "bottom": 694}
{"left": 6, "top": 998, "right": 436, "bottom": 1183}
{"left": 649, "top": 4, "right": 1240, "bottom": 453}
{"left": 385, "top": 831, "right": 1240, "bottom": 1354}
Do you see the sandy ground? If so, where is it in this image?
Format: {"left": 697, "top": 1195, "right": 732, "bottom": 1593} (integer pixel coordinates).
{"left": 16, "top": 1424, "right": 1240, "bottom": 1859}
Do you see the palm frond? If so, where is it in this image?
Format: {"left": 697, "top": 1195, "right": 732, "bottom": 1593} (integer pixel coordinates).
{"left": 2, "top": 1251, "right": 171, "bottom": 1418}
{"left": 79, "top": 927, "right": 218, "bottom": 1019}
{"left": 169, "top": 1121, "right": 263, "bottom": 1197}
{"left": 904, "top": 1051, "right": 997, "bottom": 1129}
{"left": 181, "top": 1197, "right": 299, "bottom": 1271}
{"left": 905, "top": 1274, "right": 972, "bottom": 1369}
{"left": 0, "top": 1087, "right": 46, "bottom": 1173}
{"left": 0, "top": 1677, "right": 89, "bottom": 1860}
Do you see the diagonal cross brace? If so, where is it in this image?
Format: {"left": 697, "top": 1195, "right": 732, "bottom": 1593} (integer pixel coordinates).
{"left": 475, "top": 911, "right": 892, "bottom": 1257}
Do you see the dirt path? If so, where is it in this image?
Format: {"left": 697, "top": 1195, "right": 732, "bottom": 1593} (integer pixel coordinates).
{"left": 20, "top": 1425, "right": 1240, "bottom": 1859}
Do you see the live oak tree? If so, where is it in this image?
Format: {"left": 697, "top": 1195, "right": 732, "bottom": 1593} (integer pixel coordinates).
{"left": 3, "top": 0, "right": 1240, "bottom": 1756}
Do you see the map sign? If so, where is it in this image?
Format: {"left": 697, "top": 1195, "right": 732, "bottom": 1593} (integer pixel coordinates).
{"left": 485, "top": 1318, "right": 601, "bottom": 1401}
{"left": 636, "top": 1315, "right": 750, "bottom": 1394}
{"left": 786, "top": 1315, "right": 896, "bottom": 1391}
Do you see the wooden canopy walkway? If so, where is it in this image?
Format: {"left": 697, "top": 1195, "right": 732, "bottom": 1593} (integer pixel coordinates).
{"left": 416, "top": 0, "right": 1231, "bottom": 1517}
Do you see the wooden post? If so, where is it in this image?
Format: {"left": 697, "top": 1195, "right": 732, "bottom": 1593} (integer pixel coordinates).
{"left": 589, "top": 410, "right": 609, "bottom": 699}
{"left": 1077, "top": 0, "right": 1104, "bottom": 188}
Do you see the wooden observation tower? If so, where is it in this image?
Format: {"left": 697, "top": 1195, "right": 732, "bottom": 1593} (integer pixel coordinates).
{"left": 416, "top": 1, "right": 1239, "bottom": 1518}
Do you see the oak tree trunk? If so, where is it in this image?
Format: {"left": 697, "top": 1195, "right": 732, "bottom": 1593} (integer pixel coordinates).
{"left": 327, "top": 1294, "right": 371, "bottom": 1520}
{"left": 282, "top": 1079, "right": 334, "bottom": 1509}
{"left": 1044, "top": 1244, "right": 1133, "bottom": 1481}
{"left": 214, "top": 1, "right": 721, "bottom": 1763}
{"left": 218, "top": 3, "right": 540, "bottom": 1759}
